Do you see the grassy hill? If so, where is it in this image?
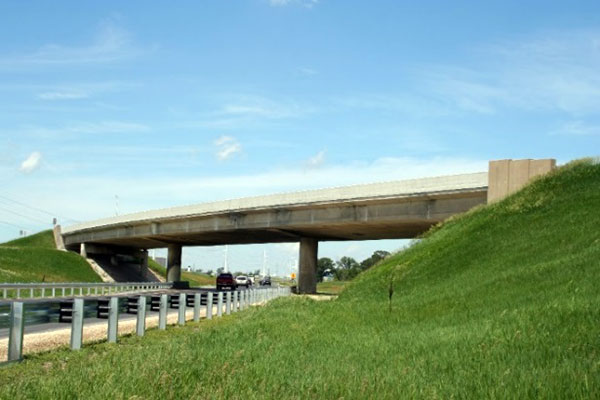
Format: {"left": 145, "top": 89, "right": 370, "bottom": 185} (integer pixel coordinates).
{"left": 0, "top": 159, "right": 598, "bottom": 398}
{"left": 148, "top": 259, "right": 215, "bottom": 287}
{"left": 0, "top": 230, "right": 101, "bottom": 283}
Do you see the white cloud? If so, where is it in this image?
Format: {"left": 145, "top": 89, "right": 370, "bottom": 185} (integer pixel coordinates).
{"left": 214, "top": 136, "right": 242, "bottom": 160}
{"left": 553, "top": 120, "right": 600, "bottom": 136}
{"left": 220, "top": 95, "right": 310, "bottom": 119}
{"left": 0, "top": 21, "right": 139, "bottom": 68}
{"left": 305, "top": 150, "right": 326, "bottom": 168}
{"left": 19, "top": 152, "right": 42, "bottom": 173}
{"left": 275, "top": 243, "right": 299, "bottom": 255}
{"left": 20, "top": 121, "right": 150, "bottom": 138}
{"left": 421, "top": 30, "right": 600, "bottom": 116}
{"left": 297, "top": 67, "right": 318, "bottom": 76}
{"left": 37, "top": 91, "right": 88, "bottom": 100}
{"left": 269, "top": 0, "right": 319, "bottom": 8}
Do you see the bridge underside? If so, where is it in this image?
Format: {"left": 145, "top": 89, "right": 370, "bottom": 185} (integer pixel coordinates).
{"left": 64, "top": 190, "right": 487, "bottom": 251}
{"left": 63, "top": 190, "right": 487, "bottom": 293}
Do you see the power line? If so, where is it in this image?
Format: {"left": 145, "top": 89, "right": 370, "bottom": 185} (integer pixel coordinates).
{"left": 0, "top": 206, "right": 51, "bottom": 225}
{"left": 0, "top": 194, "right": 80, "bottom": 223}
{"left": 0, "top": 220, "right": 26, "bottom": 229}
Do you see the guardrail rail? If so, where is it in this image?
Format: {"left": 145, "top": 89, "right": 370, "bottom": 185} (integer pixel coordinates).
{"left": 1, "top": 285, "right": 291, "bottom": 364}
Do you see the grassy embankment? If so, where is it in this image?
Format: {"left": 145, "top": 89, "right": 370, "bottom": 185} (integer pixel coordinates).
{"left": 0, "top": 230, "right": 101, "bottom": 283}
{"left": 316, "top": 280, "right": 348, "bottom": 295}
{"left": 0, "top": 160, "right": 599, "bottom": 398}
{"left": 148, "top": 259, "right": 215, "bottom": 287}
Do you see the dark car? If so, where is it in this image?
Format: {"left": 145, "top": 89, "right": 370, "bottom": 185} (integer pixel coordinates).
{"left": 216, "top": 273, "right": 237, "bottom": 290}
{"left": 259, "top": 276, "right": 271, "bottom": 286}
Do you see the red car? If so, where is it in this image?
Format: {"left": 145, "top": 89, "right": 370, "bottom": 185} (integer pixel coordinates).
{"left": 216, "top": 273, "right": 237, "bottom": 290}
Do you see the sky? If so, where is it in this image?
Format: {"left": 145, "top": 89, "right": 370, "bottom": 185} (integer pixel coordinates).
{"left": 1, "top": 0, "right": 599, "bottom": 275}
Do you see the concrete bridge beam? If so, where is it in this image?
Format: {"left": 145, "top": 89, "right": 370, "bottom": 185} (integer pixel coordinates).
{"left": 298, "top": 238, "right": 318, "bottom": 294}
{"left": 167, "top": 244, "right": 182, "bottom": 282}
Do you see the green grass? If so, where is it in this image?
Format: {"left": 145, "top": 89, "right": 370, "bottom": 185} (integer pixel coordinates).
{"left": 148, "top": 259, "right": 215, "bottom": 287}
{"left": 0, "top": 230, "right": 101, "bottom": 283}
{"left": 316, "top": 280, "right": 348, "bottom": 295}
{"left": 2, "top": 230, "right": 56, "bottom": 249}
{"left": 1, "top": 160, "right": 599, "bottom": 398}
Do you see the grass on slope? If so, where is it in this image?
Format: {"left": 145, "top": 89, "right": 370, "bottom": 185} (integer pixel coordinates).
{"left": 316, "top": 280, "right": 348, "bottom": 295}
{"left": 148, "top": 259, "right": 215, "bottom": 287}
{"left": 2, "top": 230, "right": 56, "bottom": 249}
{"left": 0, "top": 160, "right": 599, "bottom": 399}
{"left": 0, "top": 230, "right": 101, "bottom": 283}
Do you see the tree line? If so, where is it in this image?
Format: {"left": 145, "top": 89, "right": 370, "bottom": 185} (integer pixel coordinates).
{"left": 317, "top": 250, "right": 391, "bottom": 281}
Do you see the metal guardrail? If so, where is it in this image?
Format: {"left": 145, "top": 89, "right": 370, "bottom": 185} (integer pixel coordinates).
{"left": 1, "top": 286, "right": 291, "bottom": 364}
{"left": 0, "top": 282, "right": 174, "bottom": 300}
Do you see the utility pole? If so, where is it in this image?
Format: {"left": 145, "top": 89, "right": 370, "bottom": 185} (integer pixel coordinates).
{"left": 223, "top": 245, "right": 229, "bottom": 273}
{"left": 262, "top": 249, "right": 268, "bottom": 277}
{"left": 114, "top": 195, "right": 120, "bottom": 216}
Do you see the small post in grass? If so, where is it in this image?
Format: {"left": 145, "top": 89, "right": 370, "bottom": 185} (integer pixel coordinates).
{"left": 107, "top": 297, "right": 119, "bottom": 343}
{"left": 178, "top": 293, "right": 186, "bottom": 326}
{"left": 217, "top": 292, "right": 223, "bottom": 317}
{"left": 159, "top": 294, "right": 167, "bottom": 330}
{"left": 136, "top": 296, "right": 146, "bottom": 336}
{"left": 70, "top": 298, "right": 84, "bottom": 350}
{"left": 8, "top": 301, "right": 25, "bottom": 361}
{"left": 206, "top": 292, "right": 213, "bottom": 320}
{"left": 193, "top": 293, "right": 201, "bottom": 322}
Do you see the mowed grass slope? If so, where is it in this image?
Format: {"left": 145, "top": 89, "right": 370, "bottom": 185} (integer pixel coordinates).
{"left": 0, "top": 230, "right": 101, "bottom": 283}
{"left": 0, "top": 160, "right": 599, "bottom": 398}
{"left": 148, "top": 259, "right": 215, "bottom": 287}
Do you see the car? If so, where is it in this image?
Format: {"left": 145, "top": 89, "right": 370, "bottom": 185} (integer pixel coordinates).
{"left": 260, "top": 276, "right": 271, "bottom": 286}
{"left": 216, "top": 273, "right": 237, "bottom": 290}
{"left": 235, "top": 275, "right": 250, "bottom": 288}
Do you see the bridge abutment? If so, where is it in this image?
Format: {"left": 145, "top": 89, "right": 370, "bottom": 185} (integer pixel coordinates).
{"left": 298, "top": 238, "right": 318, "bottom": 294}
{"left": 167, "top": 244, "right": 182, "bottom": 282}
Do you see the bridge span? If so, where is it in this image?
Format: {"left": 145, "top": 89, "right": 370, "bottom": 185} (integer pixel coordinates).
{"left": 61, "top": 158, "right": 555, "bottom": 293}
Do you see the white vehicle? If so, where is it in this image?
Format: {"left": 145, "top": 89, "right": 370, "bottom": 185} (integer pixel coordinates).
{"left": 235, "top": 275, "right": 250, "bottom": 288}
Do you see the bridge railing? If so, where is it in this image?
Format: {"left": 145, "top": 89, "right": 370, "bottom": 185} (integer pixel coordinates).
{"left": 0, "top": 282, "right": 174, "bottom": 300}
{"left": 1, "top": 286, "right": 292, "bottom": 364}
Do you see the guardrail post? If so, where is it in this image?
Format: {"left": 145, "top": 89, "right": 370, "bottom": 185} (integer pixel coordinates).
{"left": 159, "top": 294, "right": 167, "bottom": 330}
{"left": 217, "top": 292, "right": 223, "bottom": 317}
{"left": 232, "top": 291, "right": 238, "bottom": 313}
{"left": 178, "top": 293, "right": 186, "bottom": 326}
{"left": 193, "top": 293, "right": 201, "bottom": 322}
{"left": 241, "top": 290, "right": 246, "bottom": 310}
{"left": 70, "top": 298, "right": 84, "bottom": 350}
{"left": 136, "top": 296, "right": 147, "bottom": 336}
{"left": 108, "top": 297, "right": 119, "bottom": 343}
{"left": 206, "top": 292, "right": 213, "bottom": 320}
{"left": 226, "top": 292, "right": 231, "bottom": 315}
{"left": 8, "top": 302, "right": 25, "bottom": 361}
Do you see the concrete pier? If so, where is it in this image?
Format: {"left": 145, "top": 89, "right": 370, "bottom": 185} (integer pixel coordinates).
{"left": 167, "top": 244, "right": 182, "bottom": 282}
{"left": 298, "top": 238, "right": 318, "bottom": 294}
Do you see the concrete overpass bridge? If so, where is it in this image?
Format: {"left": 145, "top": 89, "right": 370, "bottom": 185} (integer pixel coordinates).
{"left": 61, "top": 159, "right": 555, "bottom": 293}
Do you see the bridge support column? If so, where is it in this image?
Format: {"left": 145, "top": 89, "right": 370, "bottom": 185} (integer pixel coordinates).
{"left": 140, "top": 250, "right": 149, "bottom": 280}
{"left": 298, "top": 238, "right": 318, "bottom": 294}
{"left": 167, "top": 244, "right": 182, "bottom": 282}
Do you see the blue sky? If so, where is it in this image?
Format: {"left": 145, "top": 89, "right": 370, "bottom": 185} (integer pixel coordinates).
{"left": 1, "top": 0, "right": 599, "bottom": 275}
